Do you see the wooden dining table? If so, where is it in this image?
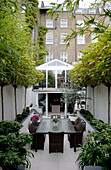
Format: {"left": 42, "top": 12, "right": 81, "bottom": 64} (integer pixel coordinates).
{"left": 35, "top": 118, "right": 76, "bottom": 152}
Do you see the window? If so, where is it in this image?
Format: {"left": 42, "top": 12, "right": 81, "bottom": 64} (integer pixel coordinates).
{"left": 91, "top": 33, "right": 98, "bottom": 43}
{"left": 60, "top": 19, "right": 67, "bottom": 28}
{"left": 46, "top": 52, "right": 53, "bottom": 62}
{"left": 89, "top": 9, "right": 96, "bottom": 14}
{"left": 77, "top": 20, "right": 84, "bottom": 27}
{"left": 46, "top": 19, "right": 53, "bottom": 28}
{"left": 60, "top": 52, "right": 67, "bottom": 62}
{"left": 78, "top": 52, "right": 83, "bottom": 59}
{"left": 46, "top": 33, "right": 53, "bottom": 44}
{"left": 77, "top": 34, "right": 85, "bottom": 44}
{"left": 76, "top": 9, "right": 82, "bottom": 14}
{"left": 60, "top": 33, "right": 67, "bottom": 44}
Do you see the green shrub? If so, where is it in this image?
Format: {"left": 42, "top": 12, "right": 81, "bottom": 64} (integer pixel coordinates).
{"left": 80, "top": 109, "right": 85, "bottom": 114}
{"left": 22, "top": 111, "right": 29, "bottom": 119}
{"left": 0, "top": 121, "right": 34, "bottom": 170}
{"left": 77, "top": 134, "right": 111, "bottom": 169}
{"left": 0, "top": 133, "right": 33, "bottom": 170}
{"left": 26, "top": 107, "right": 30, "bottom": 114}
{"left": 17, "top": 114, "right": 23, "bottom": 123}
{"left": 0, "top": 121, "right": 22, "bottom": 135}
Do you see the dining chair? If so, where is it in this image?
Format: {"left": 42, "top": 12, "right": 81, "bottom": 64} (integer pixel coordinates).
{"left": 57, "top": 115, "right": 61, "bottom": 119}
{"left": 49, "top": 132, "right": 64, "bottom": 153}
{"left": 28, "top": 123, "right": 45, "bottom": 151}
{"left": 51, "top": 115, "right": 56, "bottom": 119}
{"left": 69, "top": 122, "right": 85, "bottom": 148}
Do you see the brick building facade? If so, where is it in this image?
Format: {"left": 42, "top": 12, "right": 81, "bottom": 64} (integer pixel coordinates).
{"left": 38, "top": 4, "right": 100, "bottom": 64}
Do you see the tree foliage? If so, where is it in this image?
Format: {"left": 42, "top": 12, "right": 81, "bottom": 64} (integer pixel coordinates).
{"left": 24, "top": 0, "right": 39, "bottom": 30}
{"left": 70, "top": 27, "right": 111, "bottom": 88}
{"left": 48, "top": 0, "right": 111, "bottom": 47}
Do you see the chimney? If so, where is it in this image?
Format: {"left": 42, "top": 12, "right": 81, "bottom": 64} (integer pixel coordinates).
{"left": 41, "top": 1, "right": 44, "bottom": 8}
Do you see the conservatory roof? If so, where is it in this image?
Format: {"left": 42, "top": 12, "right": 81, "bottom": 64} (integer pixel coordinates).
{"left": 36, "top": 59, "right": 74, "bottom": 70}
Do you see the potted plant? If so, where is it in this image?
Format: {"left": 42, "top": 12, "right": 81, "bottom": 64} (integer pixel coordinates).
{"left": 77, "top": 129, "right": 111, "bottom": 170}
{"left": 0, "top": 121, "right": 34, "bottom": 170}
{"left": 52, "top": 118, "right": 59, "bottom": 127}
{"left": 30, "top": 115, "right": 39, "bottom": 121}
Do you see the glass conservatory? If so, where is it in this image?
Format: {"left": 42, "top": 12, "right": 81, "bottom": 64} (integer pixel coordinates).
{"left": 34, "top": 59, "right": 74, "bottom": 117}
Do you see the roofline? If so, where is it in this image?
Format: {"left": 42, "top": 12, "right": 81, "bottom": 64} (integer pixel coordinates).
{"left": 36, "top": 59, "right": 74, "bottom": 69}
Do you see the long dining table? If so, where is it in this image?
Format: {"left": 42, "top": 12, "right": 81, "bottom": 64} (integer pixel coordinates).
{"left": 35, "top": 118, "right": 76, "bottom": 152}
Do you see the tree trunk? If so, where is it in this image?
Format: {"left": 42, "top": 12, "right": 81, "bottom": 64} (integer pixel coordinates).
{"left": 14, "top": 86, "right": 17, "bottom": 121}
{"left": 1, "top": 86, "right": 4, "bottom": 120}
{"left": 108, "top": 86, "right": 110, "bottom": 125}
{"left": 85, "top": 86, "right": 87, "bottom": 111}
{"left": 73, "top": 104, "right": 75, "bottom": 117}
{"left": 92, "top": 87, "right": 95, "bottom": 118}
{"left": 24, "top": 87, "right": 27, "bottom": 110}
{"left": 34, "top": 21, "right": 39, "bottom": 64}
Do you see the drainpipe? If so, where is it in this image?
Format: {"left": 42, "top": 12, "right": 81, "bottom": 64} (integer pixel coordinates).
{"left": 73, "top": 9, "right": 77, "bottom": 62}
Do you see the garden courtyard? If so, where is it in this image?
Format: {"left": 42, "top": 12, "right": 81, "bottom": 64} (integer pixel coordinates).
{"left": 21, "top": 111, "right": 87, "bottom": 170}
{"left": 0, "top": 0, "right": 111, "bottom": 170}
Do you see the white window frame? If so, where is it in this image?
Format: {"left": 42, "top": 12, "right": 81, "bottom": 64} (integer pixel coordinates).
{"left": 78, "top": 52, "right": 83, "bottom": 59}
{"left": 60, "top": 52, "right": 67, "bottom": 62}
{"left": 91, "top": 33, "right": 98, "bottom": 43}
{"left": 60, "top": 33, "right": 67, "bottom": 44}
{"left": 77, "top": 19, "right": 84, "bottom": 27}
{"left": 60, "top": 19, "right": 68, "bottom": 28}
{"left": 46, "top": 33, "right": 53, "bottom": 44}
{"left": 46, "top": 52, "right": 53, "bottom": 62}
{"left": 46, "top": 19, "right": 53, "bottom": 28}
{"left": 77, "top": 34, "right": 85, "bottom": 44}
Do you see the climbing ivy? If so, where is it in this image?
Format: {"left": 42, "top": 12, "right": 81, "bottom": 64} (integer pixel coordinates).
{"left": 37, "top": 26, "right": 48, "bottom": 65}
{"left": 24, "top": 0, "right": 39, "bottom": 30}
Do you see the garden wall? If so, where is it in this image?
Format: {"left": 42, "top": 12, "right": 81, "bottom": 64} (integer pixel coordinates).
{"left": 0, "top": 85, "right": 36, "bottom": 121}
{"left": 86, "top": 85, "right": 111, "bottom": 125}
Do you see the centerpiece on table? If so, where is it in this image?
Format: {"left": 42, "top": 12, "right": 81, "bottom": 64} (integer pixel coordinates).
{"left": 53, "top": 118, "right": 59, "bottom": 127}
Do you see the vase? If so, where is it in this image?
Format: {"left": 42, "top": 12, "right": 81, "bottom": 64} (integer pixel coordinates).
{"left": 53, "top": 122, "right": 58, "bottom": 127}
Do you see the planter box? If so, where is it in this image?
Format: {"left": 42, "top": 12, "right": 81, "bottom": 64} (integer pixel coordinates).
{"left": 84, "top": 166, "right": 102, "bottom": 170}
{"left": 78, "top": 111, "right": 96, "bottom": 133}
{"left": 18, "top": 165, "right": 25, "bottom": 170}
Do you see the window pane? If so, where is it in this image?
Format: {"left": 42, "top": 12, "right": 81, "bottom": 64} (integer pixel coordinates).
{"left": 57, "top": 70, "right": 65, "bottom": 88}
{"left": 77, "top": 20, "right": 84, "bottom": 27}
{"left": 60, "top": 33, "right": 67, "bottom": 44}
{"left": 77, "top": 35, "right": 84, "bottom": 44}
{"left": 60, "top": 19, "right": 67, "bottom": 28}
{"left": 46, "top": 19, "right": 53, "bottom": 28}
{"left": 38, "top": 94, "right": 46, "bottom": 115}
{"left": 39, "top": 70, "right": 46, "bottom": 88}
{"left": 48, "top": 70, "right": 55, "bottom": 88}
{"left": 46, "top": 33, "right": 53, "bottom": 44}
{"left": 60, "top": 52, "right": 67, "bottom": 62}
{"left": 46, "top": 52, "right": 53, "bottom": 62}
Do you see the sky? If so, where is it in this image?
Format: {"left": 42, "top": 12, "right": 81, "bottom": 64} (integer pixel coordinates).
{"left": 38, "top": 0, "right": 95, "bottom": 8}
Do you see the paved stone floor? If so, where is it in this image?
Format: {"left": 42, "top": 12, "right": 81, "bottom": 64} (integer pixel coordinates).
{"left": 21, "top": 111, "right": 88, "bottom": 170}
{"left": 26, "top": 134, "right": 82, "bottom": 170}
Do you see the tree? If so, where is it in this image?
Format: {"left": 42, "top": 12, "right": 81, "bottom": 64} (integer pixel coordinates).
{"left": 70, "top": 28, "right": 111, "bottom": 123}
{"left": 0, "top": 1, "right": 42, "bottom": 120}
{"left": 18, "top": 55, "right": 44, "bottom": 110}
{"left": 61, "top": 84, "right": 84, "bottom": 116}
